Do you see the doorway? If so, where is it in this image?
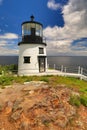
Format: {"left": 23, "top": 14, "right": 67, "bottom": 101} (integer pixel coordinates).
{"left": 38, "top": 56, "right": 46, "bottom": 72}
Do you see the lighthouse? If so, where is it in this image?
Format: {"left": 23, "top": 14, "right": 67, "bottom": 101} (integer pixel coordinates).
{"left": 18, "top": 16, "right": 47, "bottom": 76}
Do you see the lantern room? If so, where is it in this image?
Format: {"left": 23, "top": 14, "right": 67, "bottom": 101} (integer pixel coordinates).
{"left": 21, "top": 15, "right": 43, "bottom": 43}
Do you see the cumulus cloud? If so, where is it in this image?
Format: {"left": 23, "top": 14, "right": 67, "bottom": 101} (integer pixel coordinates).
{"left": 47, "top": 0, "right": 61, "bottom": 10}
{"left": 44, "top": 0, "right": 87, "bottom": 56}
{"left": 0, "top": 46, "right": 18, "bottom": 55}
{"left": 0, "top": 40, "right": 7, "bottom": 46}
{"left": 0, "top": 33, "right": 18, "bottom": 39}
{"left": 0, "top": 33, "right": 18, "bottom": 55}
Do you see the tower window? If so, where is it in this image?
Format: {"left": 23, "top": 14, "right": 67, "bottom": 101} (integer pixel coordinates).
{"left": 39, "top": 48, "right": 44, "bottom": 54}
{"left": 24, "top": 56, "right": 30, "bottom": 63}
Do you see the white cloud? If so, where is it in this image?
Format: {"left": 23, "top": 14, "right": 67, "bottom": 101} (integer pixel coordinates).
{"left": 44, "top": 0, "right": 87, "bottom": 56}
{"left": 0, "top": 33, "right": 18, "bottom": 39}
{"left": 0, "top": 40, "right": 7, "bottom": 46}
{"left": 47, "top": 0, "right": 61, "bottom": 10}
{"left": 0, "top": 46, "right": 18, "bottom": 55}
{"left": 0, "top": 33, "right": 18, "bottom": 55}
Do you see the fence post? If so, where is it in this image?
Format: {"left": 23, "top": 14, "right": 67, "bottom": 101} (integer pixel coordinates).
{"left": 64, "top": 67, "right": 66, "bottom": 73}
{"left": 78, "top": 66, "right": 80, "bottom": 74}
{"left": 81, "top": 68, "right": 83, "bottom": 75}
{"left": 61, "top": 65, "right": 63, "bottom": 72}
{"left": 54, "top": 64, "right": 56, "bottom": 70}
{"left": 80, "top": 67, "right": 83, "bottom": 80}
{"left": 47, "top": 64, "right": 49, "bottom": 69}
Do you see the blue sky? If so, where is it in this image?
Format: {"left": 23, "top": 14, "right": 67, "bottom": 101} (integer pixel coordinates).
{"left": 0, "top": 0, "right": 87, "bottom": 56}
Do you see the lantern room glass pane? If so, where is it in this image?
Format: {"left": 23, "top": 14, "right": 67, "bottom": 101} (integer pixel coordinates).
{"left": 40, "top": 27, "right": 43, "bottom": 37}
{"left": 22, "top": 23, "right": 43, "bottom": 37}
{"left": 35, "top": 24, "right": 43, "bottom": 37}
{"left": 30, "top": 23, "right": 35, "bottom": 28}
{"left": 22, "top": 23, "right": 31, "bottom": 36}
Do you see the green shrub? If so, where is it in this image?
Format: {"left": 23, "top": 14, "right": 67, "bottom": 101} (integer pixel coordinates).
{"left": 80, "top": 95, "right": 87, "bottom": 107}
{"left": 0, "top": 76, "right": 14, "bottom": 86}
{"left": 40, "top": 77, "right": 49, "bottom": 83}
{"left": 14, "top": 76, "right": 33, "bottom": 84}
{"left": 69, "top": 95, "right": 81, "bottom": 107}
{"left": 14, "top": 76, "right": 26, "bottom": 84}
{"left": 0, "top": 64, "right": 18, "bottom": 76}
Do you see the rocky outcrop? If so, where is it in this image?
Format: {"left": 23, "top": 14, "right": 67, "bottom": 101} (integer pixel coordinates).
{"left": 0, "top": 81, "right": 87, "bottom": 130}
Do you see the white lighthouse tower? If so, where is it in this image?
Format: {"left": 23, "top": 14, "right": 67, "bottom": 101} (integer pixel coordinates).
{"left": 18, "top": 16, "right": 47, "bottom": 76}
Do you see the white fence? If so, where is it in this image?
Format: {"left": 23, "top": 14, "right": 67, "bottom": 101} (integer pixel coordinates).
{"left": 47, "top": 64, "right": 87, "bottom": 81}
{"left": 48, "top": 64, "right": 86, "bottom": 75}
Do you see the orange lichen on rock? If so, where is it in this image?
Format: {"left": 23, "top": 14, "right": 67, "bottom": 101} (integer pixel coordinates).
{"left": 0, "top": 81, "right": 87, "bottom": 130}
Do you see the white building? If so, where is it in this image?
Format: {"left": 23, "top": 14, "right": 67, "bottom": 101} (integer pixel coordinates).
{"left": 18, "top": 16, "right": 47, "bottom": 76}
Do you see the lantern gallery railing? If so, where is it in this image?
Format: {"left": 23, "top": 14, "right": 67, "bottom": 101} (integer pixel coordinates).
{"left": 18, "top": 36, "right": 46, "bottom": 43}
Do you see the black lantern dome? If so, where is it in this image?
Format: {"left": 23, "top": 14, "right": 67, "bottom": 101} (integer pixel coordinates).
{"left": 18, "top": 15, "right": 46, "bottom": 46}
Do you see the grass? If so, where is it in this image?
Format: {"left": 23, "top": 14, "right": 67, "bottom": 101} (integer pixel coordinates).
{"left": 0, "top": 76, "right": 14, "bottom": 86}
{"left": 80, "top": 94, "right": 87, "bottom": 107}
{"left": 0, "top": 75, "right": 87, "bottom": 88}
{"left": 40, "top": 77, "right": 49, "bottom": 83}
{"left": 69, "top": 95, "right": 81, "bottom": 107}
{"left": 69, "top": 94, "right": 87, "bottom": 107}
{"left": 0, "top": 75, "right": 87, "bottom": 86}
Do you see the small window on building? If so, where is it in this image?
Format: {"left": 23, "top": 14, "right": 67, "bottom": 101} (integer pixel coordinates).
{"left": 39, "top": 48, "right": 44, "bottom": 54}
{"left": 24, "top": 56, "right": 30, "bottom": 63}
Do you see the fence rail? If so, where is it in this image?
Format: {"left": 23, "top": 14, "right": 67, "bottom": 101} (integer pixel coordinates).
{"left": 48, "top": 64, "right": 86, "bottom": 74}
{"left": 48, "top": 64, "right": 87, "bottom": 81}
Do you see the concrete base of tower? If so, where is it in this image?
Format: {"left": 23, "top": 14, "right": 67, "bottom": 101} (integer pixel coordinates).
{"left": 18, "top": 68, "right": 48, "bottom": 76}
